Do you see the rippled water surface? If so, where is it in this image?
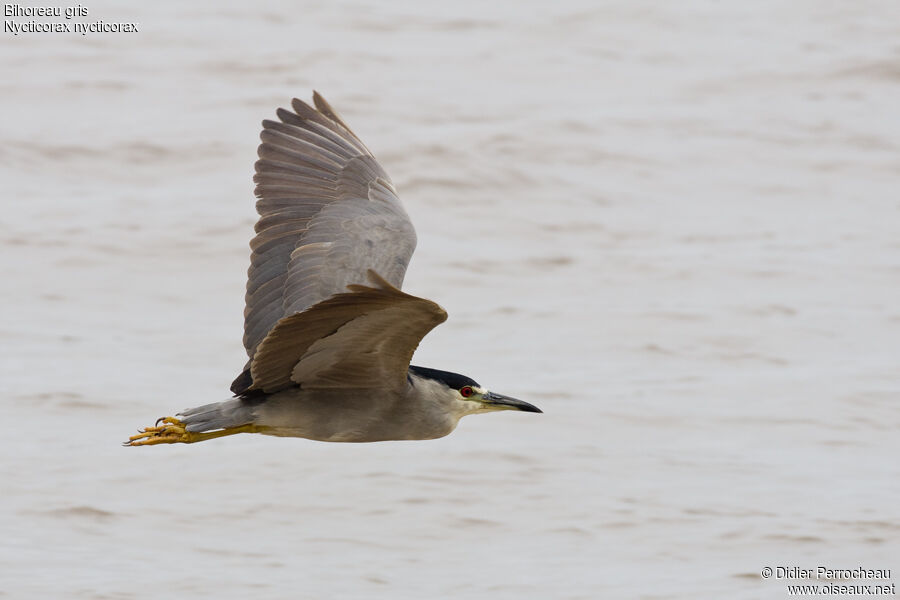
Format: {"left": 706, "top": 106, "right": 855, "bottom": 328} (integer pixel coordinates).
{"left": 2, "top": 1, "right": 899, "bottom": 598}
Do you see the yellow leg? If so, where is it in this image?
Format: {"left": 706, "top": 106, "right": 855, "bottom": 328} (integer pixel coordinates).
{"left": 124, "top": 416, "right": 262, "bottom": 446}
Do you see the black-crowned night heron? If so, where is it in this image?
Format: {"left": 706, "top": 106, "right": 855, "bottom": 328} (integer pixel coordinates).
{"left": 126, "top": 92, "right": 541, "bottom": 446}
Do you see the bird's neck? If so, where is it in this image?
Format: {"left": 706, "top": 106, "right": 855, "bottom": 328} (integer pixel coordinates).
{"left": 403, "top": 372, "right": 472, "bottom": 439}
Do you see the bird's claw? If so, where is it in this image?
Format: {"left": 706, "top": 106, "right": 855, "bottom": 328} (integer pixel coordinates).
{"left": 124, "top": 416, "right": 194, "bottom": 446}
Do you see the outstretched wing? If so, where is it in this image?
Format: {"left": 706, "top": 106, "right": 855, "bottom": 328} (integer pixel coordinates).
{"left": 235, "top": 92, "right": 417, "bottom": 393}
{"left": 248, "top": 271, "right": 447, "bottom": 393}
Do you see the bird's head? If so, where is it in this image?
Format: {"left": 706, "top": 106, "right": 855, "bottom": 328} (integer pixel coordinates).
{"left": 408, "top": 365, "right": 542, "bottom": 418}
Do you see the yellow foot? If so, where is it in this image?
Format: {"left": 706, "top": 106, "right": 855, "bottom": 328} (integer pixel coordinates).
{"left": 125, "top": 416, "right": 196, "bottom": 446}
{"left": 124, "top": 417, "right": 262, "bottom": 447}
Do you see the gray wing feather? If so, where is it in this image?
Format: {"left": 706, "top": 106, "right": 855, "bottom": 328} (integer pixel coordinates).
{"left": 238, "top": 92, "right": 417, "bottom": 395}
{"left": 249, "top": 271, "right": 447, "bottom": 394}
{"left": 282, "top": 193, "right": 415, "bottom": 318}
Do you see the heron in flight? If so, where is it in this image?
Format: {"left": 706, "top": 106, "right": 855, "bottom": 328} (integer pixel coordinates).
{"left": 126, "top": 92, "right": 541, "bottom": 446}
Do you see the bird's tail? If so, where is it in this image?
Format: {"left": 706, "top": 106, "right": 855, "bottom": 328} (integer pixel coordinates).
{"left": 179, "top": 398, "right": 257, "bottom": 433}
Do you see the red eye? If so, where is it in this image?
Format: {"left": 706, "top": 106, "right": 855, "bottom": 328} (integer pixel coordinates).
{"left": 460, "top": 386, "right": 474, "bottom": 398}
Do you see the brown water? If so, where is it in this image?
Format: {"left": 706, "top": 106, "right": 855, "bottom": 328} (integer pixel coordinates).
{"left": 2, "top": 1, "right": 899, "bottom": 598}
